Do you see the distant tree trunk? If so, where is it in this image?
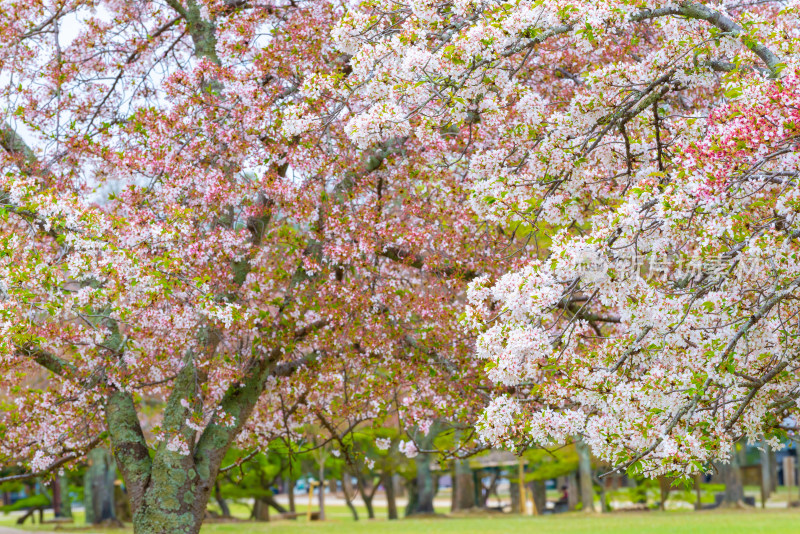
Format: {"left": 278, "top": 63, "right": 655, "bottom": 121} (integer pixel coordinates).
{"left": 473, "top": 470, "right": 482, "bottom": 508}
{"left": 719, "top": 443, "right": 744, "bottom": 506}
{"left": 567, "top": 472, "right": 579, "bottom": 511}
{"left": 760, "top": 441, "right": 772, "bottom": 507}
{"left": 214, "top": 482, "right": 231, "bottom": 519}
{"left": 404, "top": 477, "right": 418, "bottom": 517}
{"left": 342, "top": 475, "right": 359, "bottom": 521}
{"left": 318, "top": 463, "right": 326, "bottom": 520}
{"left": 52, "top": 475, "right": 62, "bottom": 518}
{"left": 252, "top": 498, "right": 270, "bottom": 521}
{"left": 413, "top": 452, "right": 435, "bottom": 514}
{"left": 264, "top": 493, "right": 287, "bottom": 514}
{"left": 694, "top": 474, "right": 703, "bottom": 510}
{"left": 595, "top": 475, "right": 608, "bottom": 513}
{"left": 631, "top": 477, "right": 647, "bottom": 505}
{"left": 530, "top": 480, "right": 546, "bottom": 515}
{"left": 480, "top": 471, "right": 500, "bottom": 508}
{"left": 361, "top": 481, "right": 376, "bottom": 520}
{"left": 658, "top": 477, "right": 672, "bottom": 511}
{"left": 288, "top": 478, "right": 296, "bottom": 512}
{"left": 451, "top": 458, "right": 476, "bottom": 511}
{"left": 769, "top": 449, "right": 778, "bottom": 492}
{"left": 83, "top": 448, "right": 118, "bottom": 525}
{"left": 52, "top": 475, "right": 72, "bottom": 518}
{"left": 350, "top": 468, "right": 377, "bottom": 519}
{"left": 383, "top": 472, "right": 398, "bottom": 520}
{"left": 576, "top": 438, "right": 595, "bottom": 512}
{"left": 509, "top": 478, "right": 521, "bottom": 513}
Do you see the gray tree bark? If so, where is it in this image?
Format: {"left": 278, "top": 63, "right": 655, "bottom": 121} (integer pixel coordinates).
{"left": 760, "top": 440, "right": 771, "bottom": 507}
{"left": 84, "top": 448, "right": 118, "bottom": 525}
{"left": 567, "top": 472, "right": 579, "bottom": 511}
{"left": 409, "top": 426, "right": 439, "bottom": 516}
{"left": 288, "top": 478, "right": 296, "bottom": 512}
{"left": 509, "top": 477, "right": 521, "bottom": 514}
{"left": 451, "top": 458, "right": 476, "bottom": 511}
{"left": 342, "top": 474, "right": 359, "bottom": 520}
{"left": 530, "top": 480, "right": 546, "bottom": 515}
{"left": 383, "top": 472, "right": 398, "bottom": 520}
{"left": 413, "top": 453, "right": 436, "bottom": 514}
{"left": 770, "top": 449, "right": 778, "bottom": 492}
{"left": 576, "top": 438, "right": 595, "bottom": 512}
{"left": 719, "top": 443, "right": 745, "bottom": 506}
{"left": 317, "top": 462, "right": 326, "bottom": 521}
{"left": 252, "top": 498, "right": 270, "bottom": 521}
{"left": 404, "top": 477, "right": 418, "bottom": 517}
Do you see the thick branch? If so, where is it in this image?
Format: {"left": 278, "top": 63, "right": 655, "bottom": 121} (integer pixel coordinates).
{"left": 193, "top": 349, "right": 279, "bottom": 484}
{"left": 512, "top": 2, "right": 782, "bottom": 76}
{"left": 380, "top": 246, "right": 478, "bottom": 280}
{"left": 0, "top": 123, "right": 36, "bottom": 168}
{"left": 678, "top": 2, "right": 782, "bottom": 74}
{"left": 106, "top": 389, "right": 152, "bottom": 509}
{"left": 15, "top": 344, "right": 77, "bottom": 377}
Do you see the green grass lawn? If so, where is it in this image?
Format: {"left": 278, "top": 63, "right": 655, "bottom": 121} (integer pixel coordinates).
{"left": 202, "top": 510, "right": 800, "bottom": 534}
{"left": 2, "top": 508, "right": 800, "bottom": 533}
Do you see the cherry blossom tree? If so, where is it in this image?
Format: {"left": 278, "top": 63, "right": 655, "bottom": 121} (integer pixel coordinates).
{"left": 334, "top": 0, "right": 800, "bottom": 479}
{"left": 6, "top": 0, "right": 800, "bottom": 531}
{"left": 0, "top": 1, "right": 508, "bottom": 533}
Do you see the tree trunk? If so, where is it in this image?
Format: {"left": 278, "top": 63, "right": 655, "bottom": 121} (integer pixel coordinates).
{"left": 567, "top": 472, "right": 579, "bottom": 511}
{"left": 214, "top": 482, "right": 230, "bottom": 518}
{"left": 451, "top": 458, "right": 476, "bottom": 511}
{"left": 131, "top": 473, "right": 208, "bottom": 534}
{"left": 413, "top": 452, "right": 435, "bottom": 514}
{"left": 53, "top": 475, "right": 72, "bottom": 518}
{"left": 317, "top": 463, "right": 326, "bottom": 520}
{"left": 404, "top": 477, "right": 418, "bottom": 517}
{"left": 342, "top": 474, "right": 359, "bottom": 521}
{"left": 769, "top": 449, "right": 778, "bottom": 492}
{"left": 473, "top": 470, "right": 482, "bottom": 508}
{"left": 509, "top": 478, "right": 521, "bottom": 514}
{"left": 288, "top": 478, "right": 296, "bottom": 512}
{"left": 383, "top": 472, "right": 398, "bottom": 520}
{"left": 658, "top": 477, "right": 671, "bottom": 511}
{"left": 52, "top": 475, "right": 62, "bottom": 518}
{"left": 480, "top": 471, "right": 500, "bottom": 508}
{"left": 530, "top": 480, "right": 546, "bottom": 515}
{"left": 252, "top": 498, "right": 270, "bottom": 521}
{"left": 596, "top": 476, "right": 607, "bottom": 513}
{"left": 576, "top": 438, "right": 595, "bottom": 512}
{"left": 719, "top": 443, "right": 745, "bottom": 506}
{"left": 84, "top": 448, "right": 118, "bottom": 525}
{"left": 263, "top": 493, "right": 287, "bottom": 514}
{"left": 363, "top": 494, "right": 375, "bottom": 519}
{"left": 760, "top": 441, "right": 771, "bottom": 507}
{"left": 695, "top": 474, "right": 702, "bottom": 510}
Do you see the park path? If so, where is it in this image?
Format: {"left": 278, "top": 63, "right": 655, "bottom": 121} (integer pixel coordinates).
{"left": 0, "top": 528, "right": 47, "bottom": 534}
